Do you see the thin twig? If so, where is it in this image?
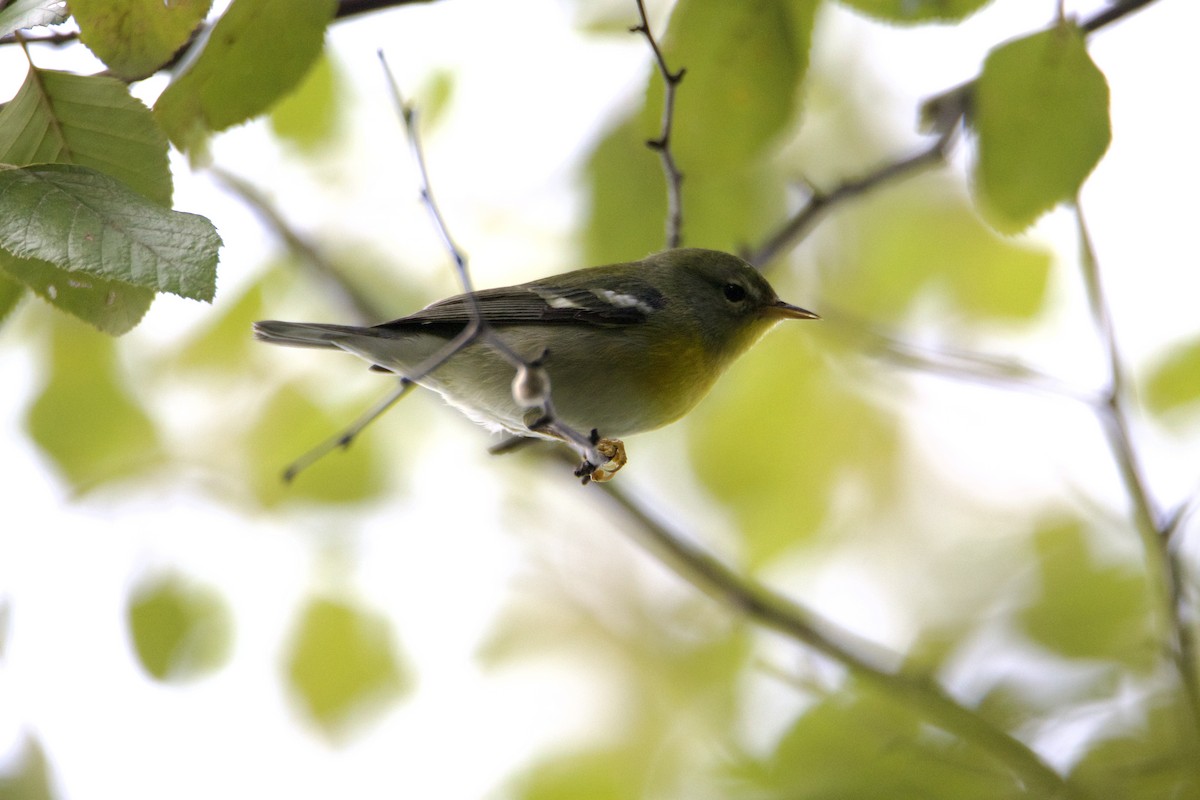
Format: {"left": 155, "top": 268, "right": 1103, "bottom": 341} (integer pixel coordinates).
{"left": 378, "top": 51, "right": 605, "bottom": 474}
{"left": 1074, "top": 204, "right": 1200, "bottom": 739}
{"left": 591, "top": 473, "right": 1078, "bottom": 798}
{"left": 631, "top": 0, "right": 685, "bottom": 249}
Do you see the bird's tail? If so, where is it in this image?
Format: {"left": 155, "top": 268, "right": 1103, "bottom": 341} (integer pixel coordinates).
{"left": 253, "top": 320, "right": 369, "bottom": 349}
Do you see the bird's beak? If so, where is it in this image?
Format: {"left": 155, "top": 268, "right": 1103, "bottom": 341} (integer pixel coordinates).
{"left": 766, "top": 299, "right": 820, "bottom": 320}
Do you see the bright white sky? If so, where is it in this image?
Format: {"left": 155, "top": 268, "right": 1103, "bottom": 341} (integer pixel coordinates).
{"left": 1, "top": 1, "right": 1198, "bottom": 797}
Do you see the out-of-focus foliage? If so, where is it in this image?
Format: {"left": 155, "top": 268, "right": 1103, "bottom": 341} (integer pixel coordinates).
{"left": 154, "top": 0, "right": 337, "bottom": 152}
{"left": 1144, "top": 336, "right": 1200, "bottom": 420}
{"left": 285, "top": 596, "right": 413, "bottom": 739}
{"left": 127, "top": 574, "right": 232, "bottom": 681}
{"left": 269, "top": 52, "right": 344, "bottom": 152}
{"left": 836, "top": 0, "right": 993, "bottom": 24}
{"left": 24, "top": 315, "right": 161, "bottom": 490}
{"left": 72, "top": 0, "right": 212, "bottom": 80}
{"left": 971, "top": 23, "right": 1111, "bottom": 233}
{"left": 0, "top": 736, "right": 56, "bottom": 800}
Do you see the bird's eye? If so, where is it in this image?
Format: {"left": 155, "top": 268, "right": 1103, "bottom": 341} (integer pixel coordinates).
{"left": 723, "top": 283, "right": 747, "bottom": 303}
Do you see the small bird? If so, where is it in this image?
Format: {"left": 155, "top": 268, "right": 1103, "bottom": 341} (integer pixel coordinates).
{"left": 254, "top": 248, "right": 818, "bottom": 482}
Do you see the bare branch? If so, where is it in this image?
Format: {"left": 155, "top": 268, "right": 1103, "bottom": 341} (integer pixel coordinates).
{"left": 631, "top": 0, "right": 685, "bottom": 250}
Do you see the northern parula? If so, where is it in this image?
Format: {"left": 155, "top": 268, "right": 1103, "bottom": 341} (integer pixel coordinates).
{"left": 253, "top": 248, "right": 818, "bottom": 481}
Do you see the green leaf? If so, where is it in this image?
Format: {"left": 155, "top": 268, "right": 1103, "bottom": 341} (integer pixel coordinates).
{"left": 154, "top": 0, "right": 337, "bottom": 151}
{"left": 0, "top": 164, "right": 220, "bottom": 302}
{"left": 0, "top": 270, "right": 24, "bottom": 326}
{"left": 690, "top": 325, "right": 899, "bottom": 565}
{"left": 245, "top": 385, "right": 387, "bottom": 508}
{"left": 836, "top": 0, "right": 992, "bottom": 24}
{"left": 509, "top": 747, "right": 650, "bottom": 800}
{"left": 0, "top": 736, "right": 55, "bottom": 800}
{"left": 0, "top": 68, "right": 172, "bottom": 206}
{"left": 0, "top": 252, "right": 154, "bottom": 334}
{"left": 285, "top": 597, "right": 412, "bottom": 738}
{"left": 71, "top": 0, "right": 212, "bottom": 80}
{"left": 1018, "top": 518, "right": 1154, "bottom": 668}
{"left": 1143, "top": 336, "right": 1200, "bottom": 419}
{"left": 0, "top": 0, "right": 67, "bottom": 38}
{"left": 24, "top": 314, "right": 160, "bottom": 490}
{"left": 971, "top": 23, "right": 1111, "bottom": 233}
{"left": 269, "top": 51, "right": 342, "bottom": 151}
{"left": 127, "top": 575, "right": 232, "bottom": 682}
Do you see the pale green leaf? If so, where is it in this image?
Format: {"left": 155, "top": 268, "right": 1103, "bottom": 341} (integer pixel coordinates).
{"left": 154, "top": 0, "right": 336, "bottom": 151}
{"left": 0, "top": 164, "right": 220, "bottom": 301}
{"left": 1143, "top": 337, "right": 1200, "bottom": 419}
{"left": 836, "top": 0, "right": 992, "bottom": 24}
{"left": 25, "top": 314, "right": 160, "bottom": 490}
{"left": 0, "top": 252, "right": 153, "bottom": 334}
{"left": 72, "top": 0, "right": 212, "bottom": 80}
{"left": 0, "top": 0, "right": 66, "bottom": 38}
{"left": 127, "top": 575, "right": 232, "bottom": 681}
{"left": 0, "top": 736, "right": 55, "bottom": 800}
{"left": 269, "top": 51, "right": 342, "bottom": 151}
{"left": 972, "top": 24, "right": 1111, "bottom": 233}
{"left": 0, "top": 68, "right": 172, "bottom": 206}
{"left": 285, "top": 597, "right": 412, "bottom": 739}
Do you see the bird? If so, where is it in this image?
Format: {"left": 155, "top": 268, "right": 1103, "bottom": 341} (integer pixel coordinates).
{"left": 253, "top": 247, "right": 818, "bottom": 482}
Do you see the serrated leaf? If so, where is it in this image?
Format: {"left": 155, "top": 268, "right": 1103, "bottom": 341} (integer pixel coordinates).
{"left": 127, "top": 575, "right": 232, "bottom": 681}
{"left": 72, "top": 0, "right": 212, "bottom": 80}
{"left": 25, "top": 314, "right": 160, "bottom": 490}
{"left": 971, "top": 24, "right": 1111, "bottom": 233}
{"left": 0, "top": 68, "right": 172, "bottom": 206}
{"left": 1018, "top": 519, "right": 1154, "bottom": 667}
{"left": 836, "top": 0, "right": 992, "bottom": 24}
{"left": 155, "top": 0, "right": 336, "bottom": 151}
{"left": 1143, "top": 337, "right": 1200, "bottom": 419}
{"left": 269, "top": 51, "right": 342, "bottom": 151}
{"left": 0, "top": 252, "right": 153, "bottom": 334}
{"left": 0, "top": 0, "right": 66, "bottom": 38}
{"left": 0, "top": 164, "right": 220, "bottom": 301}
{"left": 285, "top": 597, "right": 412, "bottom": 739}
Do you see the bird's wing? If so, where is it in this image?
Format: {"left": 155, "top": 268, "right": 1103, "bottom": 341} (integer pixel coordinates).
{"left": 372, "top": 275, "right": 667, "bottom": 333}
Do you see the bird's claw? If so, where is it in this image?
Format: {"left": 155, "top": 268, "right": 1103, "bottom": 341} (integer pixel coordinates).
{"left": 576, "top": 437, "right": 626, "bottom": 484}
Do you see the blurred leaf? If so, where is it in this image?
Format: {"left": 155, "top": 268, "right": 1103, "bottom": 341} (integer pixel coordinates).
{"left": 830, "top": 183, "right": 1052, "bottom": 321}
{"left": 0, "top": 164, "right": 220, "bottom": 302}
{"left": 509, "top": 746, "right": 651, "bottom": 800}
{"left": 731, "top": 688, "right": 1022, "bottom": 799}
{"left": 1070, "top": 694, "right": 1200, "bottom": 799}
{"left": 269, "top": 51, "right": 342, "bottom": 151}
{"left": 155, "top": 0, "right": 337, "bottom": 151}
{"left": 174, "top": 271, "right": 268, "bottom": 371}
{"left": 0, "top": 271, "right": 24, "bottom": 326}
{"left": 0, "top": 254, "right": 154, "bottom": 334}
{"left": 72, "top": 0, "right": 212, "bottom": 80}
{"left": 1143, "top": 336, "right": 1200, "bottom": 419}
{"left": 127, "top": 574, "right": 232, "bottom": 681}
{"left": 0, "top": 0, "right": 67, "bottom": 38}
{"left": 583, "top": 0, "right": 817, "bottom": 260}
{"left": 1018, "top": 519, "right": 1154, "bottom": 668}
{"left": 691, "top": 326, "right": 898, "bottom": 564}
{"left": 0, "top": 735, "right": 56, "bottom": 800}
{"left": 25, "top": 315, "right": 161, "bottom": 490}
{"left": 0, "top": 68, "right": 172, "bottom": 206}
{"left": 245, "top": 384, "right": 387, "bottom": 508}
{"left": 285, "top": 596, "right": 412, "bottom": 738}
{"left": 836, "top": 0, "right": 992, "bottom": 24}
{"left": 971, "top": 23, "right": 1110, "bottom": 233}
{"left": 415, "top": 69, "right": 456, "bottom": 130}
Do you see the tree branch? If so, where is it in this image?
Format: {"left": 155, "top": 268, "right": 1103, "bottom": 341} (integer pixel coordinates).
{"left": 631, "top": 0, "right": 685, "bottom": 250}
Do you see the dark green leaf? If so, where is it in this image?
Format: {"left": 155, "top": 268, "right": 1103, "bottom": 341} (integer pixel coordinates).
{"left": 24, "top": 315, "right": 161, "bottom": 490}
{"left": 972, "top": 24, "right": 1111, "bottom": 232}
{"left": 0, "top": 270, "right": 24, "bottom": 326}
{"left": 1143, "top": 336, "right": 1200, "bottom": 419}
{"left": 72, "top": 0, "right": 212, "bottom": 80}
{"left": 154, "top": 0, "right": 337, "bottom": 151}
{"left": 0, "top": 68, "right": 172, "bottom": 206}
{"left": 285, "top": 597, "right": 412, "bottom": 738}
{"left": 836, "top": 0, "right": 992, "bottom": 24}
{"left": 0, "top": 0, "right": 67, "bottom": 38}
{"left": 127, "top": 575, "right": 232, "bottom": 681}
{"left": 0, "top": 253, "right": 153, "bottom": 334}
{"left": 0, "top": 164, "right": 220, "bottom": 302}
